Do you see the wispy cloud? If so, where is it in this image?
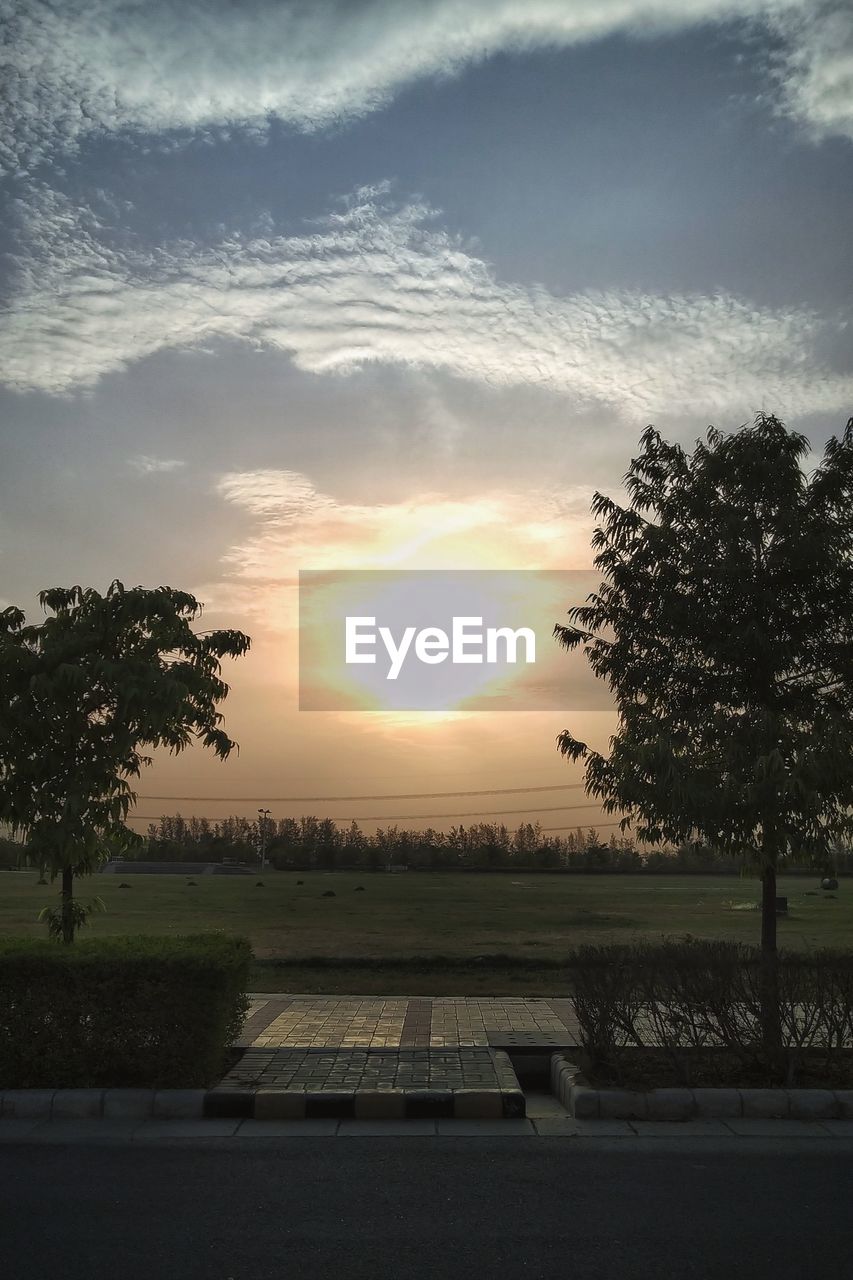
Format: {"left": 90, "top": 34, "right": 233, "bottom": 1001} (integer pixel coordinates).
{"left": 202, "top": 468, "right": 595, "bottom": 628}
{"left": 1, "top": 1, "right": 851, "bottom": 174}
{"left": 128, "top": 454, "right": 186, "bottom": 475}
{"left": 2, "top": 185, "right": 850, "bottom": 419}
{"left": 770, "top": 5, "right": 853, "bottom": 142}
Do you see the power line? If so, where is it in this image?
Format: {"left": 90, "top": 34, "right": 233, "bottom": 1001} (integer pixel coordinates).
{"left": 338, "top": 803, "right": 605, "bottom": 821}
{"left": 135, "top": 783, "right": 587, "bottom": 803}
{"left": 127, "top": 814, "right": 626, "bottom": 833}
{"left": 127, "top": 800, "right": 608, "bottom": 823}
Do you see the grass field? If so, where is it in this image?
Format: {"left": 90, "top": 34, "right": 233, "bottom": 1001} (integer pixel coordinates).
{"left": 0, "top": 869, "right": 849, "bottom": 994}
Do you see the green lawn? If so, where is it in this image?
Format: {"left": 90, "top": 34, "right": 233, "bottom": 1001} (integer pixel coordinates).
{"left": 1, "top": 869, "right": 848, "bottom": 986}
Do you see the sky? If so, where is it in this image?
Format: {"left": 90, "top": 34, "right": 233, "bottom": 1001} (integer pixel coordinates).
{"left": 1, "top": 0, "right": 852, "bottom": 837}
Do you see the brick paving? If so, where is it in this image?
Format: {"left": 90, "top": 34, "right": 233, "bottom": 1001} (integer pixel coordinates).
{"left": 226, "top": 996, "right": 579, "bottom": 1118}
{"left": 241, "top": 997, "right": 580, "bottom": 1050}
{"left": 251, "top": 999, "right": 409, "bottom": 1048}
{"left": 218, "top": 1047, "right": 520, "bottom": 1092}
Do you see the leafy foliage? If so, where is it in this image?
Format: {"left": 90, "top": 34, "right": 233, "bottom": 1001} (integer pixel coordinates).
{"left": 0, "top": 933, "right": 251, "bottom": 1088}
{"left": 0, "top": 582, "right": 250, "bottom": 940}
{"left": 556, "top": 414, "right": 853, "bottom": 939}
{"left": 38, "top": 894, "right": 105, "bottom": 940}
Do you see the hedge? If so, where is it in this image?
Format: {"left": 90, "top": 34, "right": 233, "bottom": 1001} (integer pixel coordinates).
{"left": 568, "top": 938, "right": 853, "bottom": 1087}
{"left": 0, "top": 933, "right": 252, "bottom": 1088}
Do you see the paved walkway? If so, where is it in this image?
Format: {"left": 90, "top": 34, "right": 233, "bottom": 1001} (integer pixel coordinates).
{"left": 221, "top": 1046, "right": 519, "bottom": 1093}
{"left": 238, "top": 995, "right": 580, "bottom": 1050}
{"left": 227, "top": 995, "right": 579, "bottom": 1117}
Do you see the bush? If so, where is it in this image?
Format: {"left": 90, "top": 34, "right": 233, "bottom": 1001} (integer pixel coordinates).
{"left": 0, "top": 933, "right": 252, "bottom": 1088}
{"left": 567, "top": 939, "right": 853, "bottom": 1087}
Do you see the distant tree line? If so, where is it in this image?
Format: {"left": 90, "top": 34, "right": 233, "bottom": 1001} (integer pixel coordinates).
{"left": 2, "top": 819, "right": 849, "bottom": 875}
{"left": 125, "top": 816, "right": 852, "bottom": 875}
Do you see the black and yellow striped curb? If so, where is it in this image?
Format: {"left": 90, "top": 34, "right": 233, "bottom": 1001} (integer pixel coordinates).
{"left": 551, "top": 1054, "right": 853, "bottom": 1121}
{"left": 209, "top": 1047, "right": 526, "bottom": 1119}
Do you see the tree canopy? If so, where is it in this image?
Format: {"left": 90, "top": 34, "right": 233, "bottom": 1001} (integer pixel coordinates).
{"left": 0, "top": 581, "right": 250, "bottom": 940}
{"left": 556, "top": 413, "right": 853, "bottom": 960}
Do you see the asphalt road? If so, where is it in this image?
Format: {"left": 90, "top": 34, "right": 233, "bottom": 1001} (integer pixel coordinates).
{"left": 1, "top": 1139, "right": 852, "bottom": 1280}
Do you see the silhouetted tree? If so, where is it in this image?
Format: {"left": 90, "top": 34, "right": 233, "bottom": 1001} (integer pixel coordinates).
{"left": 556, "top": 413, "right": 853, "bottom": 1048}
{"left": 0, "top": 582, "right": 250, "bottom": 941}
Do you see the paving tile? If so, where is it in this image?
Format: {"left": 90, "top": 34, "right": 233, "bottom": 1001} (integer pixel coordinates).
{"left": 25, "top": 1120, "right": 140, "bottom": 1143}
{"left": 815, "top": 1120, "right": 853, "bottom": 1137}
{"left": 436, "top": 1119, "right": 536, "bottom": 1136}
{"left": 0, "top": 1119, "right": 42, "bottom": 1140}
{"left": 133, "top": 1120, "right": 242, "bottom": 1139}
{"left": 337, "top": 1120, "right": 437, "bottom": 1136}
{"left": 562, "top": 1119, "right": 636, "bottom": 1136}
{"left": 532, "top": 1118, "right": 586, "bottom": 1136}
{"left": 234, "top": 1120, "right": 339, "bottom": 1136}
{"left": 217, "top": 1046, "right": 521, "bottom": 1096}
{"left": 723, "top": 1119, "right": 832, "bottom": 1137}
{"left": 628, "top": 1120, "right": 733, "bottom": 1137}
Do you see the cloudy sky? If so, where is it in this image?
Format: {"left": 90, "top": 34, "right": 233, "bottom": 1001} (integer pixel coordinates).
{"left": 1, "top": 0, "right": 851, "bottom": 834}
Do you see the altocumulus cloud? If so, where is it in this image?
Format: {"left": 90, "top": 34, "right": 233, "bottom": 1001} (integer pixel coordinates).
{"left": 1, "top": 185, "right": 850, "bottom": 419}
{"left": 1, "top": 0, "right": 852, "bottom": 172}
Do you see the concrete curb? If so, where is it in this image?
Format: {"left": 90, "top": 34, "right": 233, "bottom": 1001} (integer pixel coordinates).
{"left": 1, "top": 1089, "right": 206, "bottom": 1121}
{"left": 550, "top": 1054, "right": 849, "bottom": 1122}
{"left": 1, "top": 1051, "right": 527, "bottom": 1125}
{"left": 0, "top": 1086, "right": 524, "bottom": 1123}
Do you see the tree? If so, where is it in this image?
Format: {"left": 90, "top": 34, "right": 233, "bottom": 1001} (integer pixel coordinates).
{"left": 0, "top": 582, "right": 250, "bottom": 942}
{"left": 555, "top": 413, "right": 853, "bottom": 1049}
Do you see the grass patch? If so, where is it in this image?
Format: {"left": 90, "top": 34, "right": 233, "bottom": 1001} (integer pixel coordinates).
{"left": 249, "top": 960, "right": 572, "bottom": 996}
{"left": 1, "top": 869, "right": 849, "bottom": 996}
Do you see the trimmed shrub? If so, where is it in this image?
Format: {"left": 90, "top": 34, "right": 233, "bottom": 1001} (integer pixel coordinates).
{"left": 0, "top": 933, "right": 251, "bottom": 1088}
{"left": 567, "top": 939, "right": 853, "bottom": 1087}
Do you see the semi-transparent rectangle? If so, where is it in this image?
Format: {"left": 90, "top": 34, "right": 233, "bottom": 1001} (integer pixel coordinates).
{"left": 299, "top": 569, "right": 613, "bottom": 712}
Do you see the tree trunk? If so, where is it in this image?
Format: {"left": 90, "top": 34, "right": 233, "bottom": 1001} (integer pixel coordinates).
{"left": 61, "top": 865, "right": 75, "bottom": 945}
{"left": 760, "top": 859, "right": 782, "bottom": 1061}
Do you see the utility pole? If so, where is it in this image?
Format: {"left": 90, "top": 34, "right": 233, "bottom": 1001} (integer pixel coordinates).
{"left": 257, "top": 808, "right": 271, "bottom": 871}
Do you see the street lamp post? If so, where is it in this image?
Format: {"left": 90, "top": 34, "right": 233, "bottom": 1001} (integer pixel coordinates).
{"left": 257, "top": 808, "right": 271, "bottom": 871}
